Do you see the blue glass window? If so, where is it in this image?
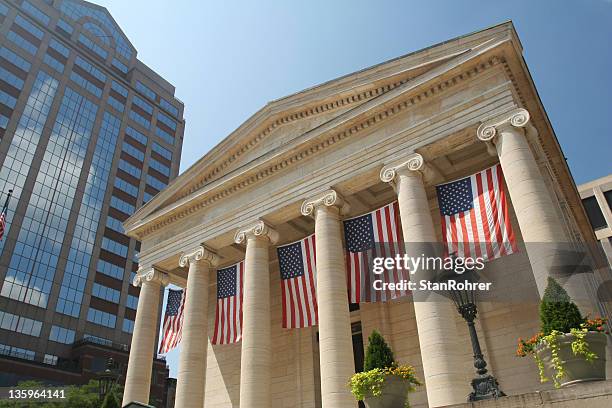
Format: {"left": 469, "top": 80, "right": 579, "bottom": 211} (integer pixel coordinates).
{"left": 126, "top": 294, "right": 138, "bottom": 310}
{"left": 92, "top": 283, "right": 120, "bottom": 303}
{"left": 49, "top": 325, "right": 75, "bottom": 344}
{"left": 114, "top": 177, "right": 138, "bottom": 198}
{"left": 0, "top": 114, "right": 9, "bottom": 129}
{"left": 129, "top": 110, "right": 150, "bottom": 129}
{"left": 0, "top": 311, "right": 42, "bottom": 336}
{"left": 111, "top": 58, "right": 128, "bottom": 74}
{"left": 43, "top": 54, "right": 64, "bottom": 73}
{"left": 97, "top": 259, "right": 124, "bottom": 280}
{"left": 86, "top": 308, "right": 116, "bottom": 328}
{"left": 0, "top": 90, "right": 17, "bottom": 109}
{"left": 0, "top": 344, "right": 35, "bottom": 360}
{"left": 122, "top": 318, "right": 134, "bottom": 333}
{"left": 56, "top": 19, "right": 73, "bottom": 34}
{"left": 14, "top": 15, "right": 44, "bottom": 39}
{"left": 60, "top": 0, "right": 133, "bottom": 59}
{"left": 110, "top": 196, "right": 135, "bottom": 216}
{"left": 146, "top": 175, "right": 167, "bottom": 192}
{"left": 48, "top": 39, "right": 70, "bottom": 57}
{"left": 108, "top": 96, "right": 124, "bottom": 112}
{"left": 143, "top": 191, "right": 154, "bottom": 203}
{"left": 111, "top": 80, "right": 128, "bottom": 97}
{"left": 0, "top": 47, "right": 32, "bottom": 71}
{"left": 78, "top": 33, "right": 107, "bottom": 59}
{"left": 122, "top": 142, "right": 144, "bottom": 162}
{"left": 152, "top": 142, "right": 172, "bottom": 160}
{"left": 125, "top": 126, "right": 147, "bottom": 145}
{"left": 118, "top": 159, "right": 142, "bottom": 178}
{"left": 136, "top": 81, "right": 156, "bottom": 100}
{"left": 3, "top": 87, "right": 96, "bottom": 309}
{"left": 149, "top": 158, "right": 170, "bottom": 177}
{"left": 56, "top": 111, "right": 120, "bottom": 317}
{"left": 0, "top": 3, "right": 8, "bottom": 16}
{"left": 0, "top": 66, "right": 25, "bottom": 90}
{"left": 132, "top": 95, "right": 152, "bottom": 114}
{"left": 7, "top": 31, "right": 38, "bottom": 55}
{"left": 105, "top": 215, "right": 124, "bottom": 232}
{"left": 155, "top": 127, "right": 174, "bottom": 145}
{"left": 82, "top": 22, "right": 110, "bottom": 45}
{"left": 157, "top": 111, "right": 177, "bottom": 130}
{"left": 21, "top": 1, "right": 50, "bottom": 25}
{"left": 0, "top": 72, "right": 59, "bottom": 288}
{"left": 160, "top": 98, "right": 179, "bottom": 117}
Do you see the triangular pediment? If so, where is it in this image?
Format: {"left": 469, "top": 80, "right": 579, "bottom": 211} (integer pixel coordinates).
{"left": 125, "top": 21, "right": 520, "bottom": 234}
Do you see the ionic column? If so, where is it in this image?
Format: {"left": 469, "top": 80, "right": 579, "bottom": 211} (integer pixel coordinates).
{"left": 301, "top": 190, "right": 355, "bottom": 408}
{"left": 175, "top": 246, "right": 218, "bottom": 408}
{"left": 123, "top": 268, "right": 168, "bottom": 406}
{"left": 381, "top": 154, "right": 466, "bottom": 407}
{"left": 477, "top": 109, "right": 592, "bottom": 309}
{"left": 234, "top": 220, "right": 278, "bottom": 408}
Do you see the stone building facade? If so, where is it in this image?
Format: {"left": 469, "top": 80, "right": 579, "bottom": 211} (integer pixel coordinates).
{"left": 122, "top": 22, "right": 607, "bottom": 408}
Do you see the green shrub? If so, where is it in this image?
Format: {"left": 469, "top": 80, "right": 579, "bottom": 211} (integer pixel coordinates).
{"left": 539, "top": 277, "right": 583, "bottom": 335}
{"left": 364, "top": 330, "right": 395, "bottom": 371}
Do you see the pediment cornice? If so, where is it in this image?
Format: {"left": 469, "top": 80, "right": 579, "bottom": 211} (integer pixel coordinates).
{"left": 126, "top": 38, "right": 516, "bottom": 240}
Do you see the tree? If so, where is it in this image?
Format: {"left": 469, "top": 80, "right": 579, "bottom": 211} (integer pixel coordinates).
{"left": 101, "top": 388, "right": 121, "bottom": 408}
{"left": 539, "top": 277, "right": 583, "bottom": 335}
{"left": 363, "top": 330, "right": 395, "bottom": 371}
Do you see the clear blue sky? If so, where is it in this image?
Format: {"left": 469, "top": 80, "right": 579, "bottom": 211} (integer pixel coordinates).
{"left": 95, "top": 0, "right": 612, "bottom": 376}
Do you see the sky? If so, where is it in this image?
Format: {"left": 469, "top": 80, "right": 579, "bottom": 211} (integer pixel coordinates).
{"left": 92, "top": 0, "right": 612, "bottom": 376}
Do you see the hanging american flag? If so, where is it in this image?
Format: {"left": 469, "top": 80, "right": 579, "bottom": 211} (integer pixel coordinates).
{"left": 212, "top": 261, "right": 244, "bottom": 345}
{"left": 344, "top": 201, "right": 407, "bottom": 303}
{"left": 0, "top": 189, "right": 12, "bottom": 241}
{"left": 0, "top": 212, "right": 5, "bottom": 241}
{"left": 158, "top": 288, "right": 185, "bottom": 354}
{"left": 277, "top": 234, "right": 317, "bottom": 328}
{"left": 436, "top": 163, "right": 517, "bottom": 261}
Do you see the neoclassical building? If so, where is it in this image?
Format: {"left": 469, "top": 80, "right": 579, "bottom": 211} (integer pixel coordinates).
{"left": 121, "top": 22, "right": 608, "bottom": 408}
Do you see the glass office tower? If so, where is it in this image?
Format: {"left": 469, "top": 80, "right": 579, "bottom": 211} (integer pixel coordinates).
{"left": 0, "top": 0, "right": 184, "bottom": 400}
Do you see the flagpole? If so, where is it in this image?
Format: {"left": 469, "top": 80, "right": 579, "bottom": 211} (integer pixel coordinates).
{"left": 1, "top": 189, "right": 12, "bottom": 215}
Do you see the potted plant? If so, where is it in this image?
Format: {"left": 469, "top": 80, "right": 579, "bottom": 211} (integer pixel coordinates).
{"left": 516, "top": 277, "right": 608, "bottom": 388}
{"left": 349, "top": 330, "right": 420, "bottom": 408}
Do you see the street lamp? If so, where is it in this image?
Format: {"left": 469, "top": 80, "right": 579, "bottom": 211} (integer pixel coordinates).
{"left": 446, "top": 255, "right": 505, "bottom": 402}
{"left": 97, "top": 357, "right": 120, "bottom": 401}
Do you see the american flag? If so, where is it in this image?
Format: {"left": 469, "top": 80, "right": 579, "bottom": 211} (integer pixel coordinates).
{"left": 0, "top": 212, "right": 5, "bottom": 241}
{"left": 277, "top": 234, "right": 318, "bottom": 328}
{"left": 212, "top": 261, "right": 244, "bottom": 345}
{"left": 344, "top": 201, "right": 407, "bottom": 303}
{"left": 436, "top": 163, "right": 516, "bottom": 261}
{"left": 158, "top": 288, "right": 185, "bottom": 354}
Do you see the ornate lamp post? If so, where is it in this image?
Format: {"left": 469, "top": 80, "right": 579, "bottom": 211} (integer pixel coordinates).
{"left": 97, "top": 357, "right": 120, "bottom": 401}
{"left": 446, "top": 256, "right": 505, "bottom": 402}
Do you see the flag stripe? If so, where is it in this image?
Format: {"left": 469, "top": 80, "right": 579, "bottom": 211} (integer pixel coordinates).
{"left": 158, "top": 289, "right": 185, "bottom": 354}
{"left": 437, "top": 164, "right": 516, "bottom": 262}
{"left": 277, "top": 234, "right": 318, "bottom": 328}
{"left": 212, "top": 261, "right": 244, "bottom": 345}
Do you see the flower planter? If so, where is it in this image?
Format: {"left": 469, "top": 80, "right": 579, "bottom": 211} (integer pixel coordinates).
{"left": 536, "top": 331, "right": 607, "bottom": 387}
{"left": 363, "top": 375, "right": 411, "bottom": 408}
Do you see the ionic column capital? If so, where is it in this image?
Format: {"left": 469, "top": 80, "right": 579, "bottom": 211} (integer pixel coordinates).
{"left": 133, "top": 268, "right": 169, "bottom": 287}
{"left": 380, "top": 153, "right": 425, "bottom": 183}
{"left": 234, "top": 220, "right": 279, "bottom": 245}
{"left": 300, "top": 189, "right": 350, "bottom": 217}
{"left": 477, "top": 108, "right": 530, "bottom": 143}
{"left": 178, "top": 245, "right": 219, "bottom": 268}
